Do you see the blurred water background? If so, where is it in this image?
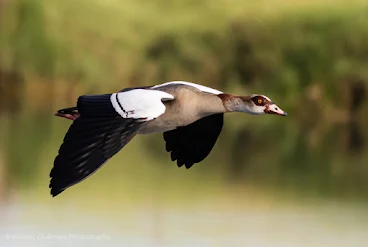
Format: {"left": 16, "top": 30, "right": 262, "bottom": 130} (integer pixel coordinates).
{"left": 1, "top": 0, "right": 368, "bottom": 246}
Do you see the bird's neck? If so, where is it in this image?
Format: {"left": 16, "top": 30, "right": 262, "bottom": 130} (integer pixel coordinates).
{"left": 217, "top": 94, "right": 253, "bottom": 114}
{"left": 196, "top": 93, "right": 228, "bottom": 117}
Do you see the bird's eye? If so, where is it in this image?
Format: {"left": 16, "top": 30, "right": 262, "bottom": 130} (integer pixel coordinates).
{"left": 257, "top": 99, "right": 262, "bottom": 104}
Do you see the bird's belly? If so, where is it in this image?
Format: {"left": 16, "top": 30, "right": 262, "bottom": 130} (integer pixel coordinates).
{"left": 137, "top": 114, "right": 199, "bottom": 135}
{"left": 137, "top": 123, "right": 175, "bottom": 134}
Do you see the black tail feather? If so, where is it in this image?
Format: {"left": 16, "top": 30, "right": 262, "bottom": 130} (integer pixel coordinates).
{"left": 57, "top": 107, "right": 78, "bottom": 114}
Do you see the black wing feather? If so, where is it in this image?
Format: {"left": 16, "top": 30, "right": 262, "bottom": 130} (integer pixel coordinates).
{"left": 163, "top": 113, "right": 224, "bottom": 169}
{"left": 50, "top": 94, "right": 146, "bottom": 197}
{"left": 50, "top": 117, "right": 145, "bottom": 197}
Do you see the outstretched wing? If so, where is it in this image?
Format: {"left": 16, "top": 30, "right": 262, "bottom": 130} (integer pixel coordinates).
{"left": 50, "top": 89, "right": 174, "bottom": 197}
{"left": 163, "top": 113, "right": 224, "bottom": 169}
{"left": 50, "top": 117, "right": 145, "bottom": 197}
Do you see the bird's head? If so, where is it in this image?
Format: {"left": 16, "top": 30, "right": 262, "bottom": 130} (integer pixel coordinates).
{"left": 243, "top": 94, "right": 288, "bottom": 116}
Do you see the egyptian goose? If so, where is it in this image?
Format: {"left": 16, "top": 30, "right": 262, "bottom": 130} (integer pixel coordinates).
{"left": 50, "top": 81, "right": 287, "bottom": 196}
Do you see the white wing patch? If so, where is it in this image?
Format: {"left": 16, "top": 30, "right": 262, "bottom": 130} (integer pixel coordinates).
{"left": 152, "top": 81, "right": 223, "bottom": 95}
{"left": 110, "top": 89, "right": 174, "bottom": 121}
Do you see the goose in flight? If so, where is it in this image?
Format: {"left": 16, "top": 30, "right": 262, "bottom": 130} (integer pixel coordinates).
{"left": 50, "top": 81, "right": 287, "bottom": 196}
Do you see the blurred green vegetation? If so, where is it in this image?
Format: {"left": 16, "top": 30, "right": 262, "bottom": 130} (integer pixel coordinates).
{"left": 1, "top": 0, "right": 368, "bottom": 117}
{"left": 1, "top": 0, "right": 368, "bottom": 203}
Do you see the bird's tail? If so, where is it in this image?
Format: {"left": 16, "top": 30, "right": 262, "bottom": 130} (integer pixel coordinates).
{"left": 54, "top": 107, "right": 80, "bottom": 120}
{"left": 54, "top": 94, "right": 116, "bottom": 121}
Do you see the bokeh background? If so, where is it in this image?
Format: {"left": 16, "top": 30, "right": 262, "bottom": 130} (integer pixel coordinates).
{"left": 1, "top": 0, "right": 368, "bottom": 246}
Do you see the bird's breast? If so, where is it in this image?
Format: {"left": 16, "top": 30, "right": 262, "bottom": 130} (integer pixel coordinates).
{"left": 137, "top": 100, "right": 202, "bottom": 134}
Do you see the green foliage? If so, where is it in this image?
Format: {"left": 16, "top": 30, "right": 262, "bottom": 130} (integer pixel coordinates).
{"left": 0, "top": 0, "right": 60, "bottom": 76}
{"left": 5, "top": 0, "right": 368, "bottom": 116}
{"left": 1, "top": 0, "right": 367, "bottom": 92}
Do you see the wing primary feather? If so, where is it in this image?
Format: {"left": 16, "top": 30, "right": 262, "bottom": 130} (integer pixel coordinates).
{"left": 163, "top": 113, "right": 224, "bottom": 168}
{"left": 50, "top": 116, "right": 146, "bottom": 197}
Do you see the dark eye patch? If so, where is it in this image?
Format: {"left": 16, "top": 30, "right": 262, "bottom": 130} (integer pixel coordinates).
{"left": 252, "top": 96, "right": 267, "bottom": 106}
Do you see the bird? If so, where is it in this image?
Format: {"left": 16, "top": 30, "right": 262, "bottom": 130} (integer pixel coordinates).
{"left": 50, "top": 81, "right": 287, "bottom": 197}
